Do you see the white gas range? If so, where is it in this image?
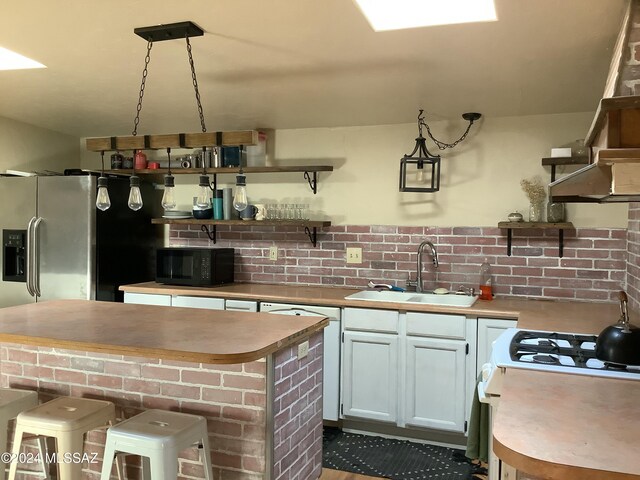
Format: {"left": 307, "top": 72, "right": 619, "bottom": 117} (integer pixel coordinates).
{"left": 478, "top": 327, "right": 640, "bottom": 480}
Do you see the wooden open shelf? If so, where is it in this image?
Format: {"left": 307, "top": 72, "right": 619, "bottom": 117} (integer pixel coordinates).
{"left": 86, "top": 130, "right": 259, "bottom": 151}
{"left": 152, "top": 219, "right": 331, "bottom": 227}
{"left": 103, "top": 165, "right": 334, "bottom": 175}
{"left": 497, "top": 222, "right": 574, "bottom": 229}
{"left": 152, "top": 219, "right": 332, "bottom": 247}
{"left": 541, "top": 156, "right": 589, "bottom": 166}
{"left": 498, "top": 222, "right": 575, "bottom": 257}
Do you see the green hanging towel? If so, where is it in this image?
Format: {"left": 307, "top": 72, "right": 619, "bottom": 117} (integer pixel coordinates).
{"left": 466, "top": 373, "right": 490, "bottom": 463}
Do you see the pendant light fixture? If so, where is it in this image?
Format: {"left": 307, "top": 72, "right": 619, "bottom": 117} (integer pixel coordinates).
{"left": 400, "top": 109, "right": 481, "bottom": 193}
{"left": 128, "top": 21, "right": 207, "bottom": 211}
{"left": 162, "top": 148, "right": 177, "bottom": 210}
{"left": 96, "top": 151, "right": 111, "bottom": 211}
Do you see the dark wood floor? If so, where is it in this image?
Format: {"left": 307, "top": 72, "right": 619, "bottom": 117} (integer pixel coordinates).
{"left": 320, "top": 468, "right": 387, "bottom": 480}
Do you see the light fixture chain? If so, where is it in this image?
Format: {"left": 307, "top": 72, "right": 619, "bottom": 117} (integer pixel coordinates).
{"left": 421, "top": 118, "right": 474, "bottom": 150}
{"left": 132, "top": 40, "right": 153, "bottom": 136}
{"left": 186, "top": 36, "right": 207, "bottom": 133}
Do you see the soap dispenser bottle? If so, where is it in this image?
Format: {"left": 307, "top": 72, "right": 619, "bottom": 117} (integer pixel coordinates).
{"left": 479, "top": 258, "right": 493, "bottom": 301}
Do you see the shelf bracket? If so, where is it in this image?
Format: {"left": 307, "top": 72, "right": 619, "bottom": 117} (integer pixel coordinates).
{"left": 304, "top": 171, "right": 318, "bottom": 194}
{"left": 304, "top": 226, "right": 318, "bottom": 247}
{"left": 502, "top": 225, "right": 566, "bottom": 258}
{"left": 200, "top": 224, "right": 217, "bottom": 243}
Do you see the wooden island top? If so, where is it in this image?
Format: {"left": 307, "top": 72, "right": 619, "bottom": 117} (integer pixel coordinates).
{"left": 0, "top": 299, "right": 328, "bottom": 364}
{"left": 493, "top": 302, "right": 640, "bottom": 480}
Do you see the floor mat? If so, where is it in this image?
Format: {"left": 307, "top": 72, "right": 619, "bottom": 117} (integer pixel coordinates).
{"left": 322, "top": 428, "right": 474, "bottom": 480}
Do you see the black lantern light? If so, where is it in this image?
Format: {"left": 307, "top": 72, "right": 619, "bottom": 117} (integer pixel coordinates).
{"left": 400, "top": 109, "right": 481, "bottom": 193}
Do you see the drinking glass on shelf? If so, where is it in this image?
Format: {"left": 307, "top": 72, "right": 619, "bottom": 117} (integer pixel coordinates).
{"left": 302, "top": 204, "right": 310, "bottom": 220}
{"left": 266, "top": 203, "right": 277, "bottom": 220}
{"left": 285, "top": 204, "right": 294, "bottom": 220}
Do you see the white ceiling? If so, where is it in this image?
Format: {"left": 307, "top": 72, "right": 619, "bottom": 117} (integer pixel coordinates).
{"left": 0, "top": 0, "right": 628, "bottom": 137}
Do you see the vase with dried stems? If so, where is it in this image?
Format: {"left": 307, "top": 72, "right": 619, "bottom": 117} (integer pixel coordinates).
{"left": 520, "top": 176, "right": 547, "bottom": 222}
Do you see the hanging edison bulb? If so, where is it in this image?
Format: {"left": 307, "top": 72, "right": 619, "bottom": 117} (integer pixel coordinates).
{"left": 162, "top": 147, "right": 177, "bottom": 210}
{"left": 195, "top": 175, "right": 211, "bottom": 208}
{"left": 162, "top": 175, "right": 176, "bottom": 210}
{"left": 96, "top": 151, "right": 111, "bottom": 211}
{"left": 96, "top": 177, "right": 111, "bottom": 211}
{"left": 128, "top": 175, "right": 144, "bottom": 211}
{"left": 233, "top": 174, "right": 248, "bottom": 211}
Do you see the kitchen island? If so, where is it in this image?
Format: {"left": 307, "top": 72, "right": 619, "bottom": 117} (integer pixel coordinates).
{"left": 493, "top": 312, "right": 640, "bottom": 480}
{"left": 0, "top": 299, "right": 328, "bottom": 480}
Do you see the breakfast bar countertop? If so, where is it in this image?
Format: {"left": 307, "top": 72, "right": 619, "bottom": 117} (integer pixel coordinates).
{"left": 0, "top": 299, "right": 328, "bottom": 364}
{"left": 493, "top": 304, "right": 640, "bottom": 480}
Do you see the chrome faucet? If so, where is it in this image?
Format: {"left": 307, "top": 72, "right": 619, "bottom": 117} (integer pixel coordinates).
{"left": 407, "top": 240, "right": 438, "bottom": 293}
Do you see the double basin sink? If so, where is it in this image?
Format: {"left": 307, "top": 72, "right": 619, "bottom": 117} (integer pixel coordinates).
{"left": 344, "top": 290, "right": 478, "bottom": 308}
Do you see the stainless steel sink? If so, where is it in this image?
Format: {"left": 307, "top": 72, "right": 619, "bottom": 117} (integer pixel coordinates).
{"left": 344, "top": 290, "right": 478, "bottom": 307}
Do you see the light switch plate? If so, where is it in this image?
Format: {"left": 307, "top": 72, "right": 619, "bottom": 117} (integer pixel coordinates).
{"left": 346, "top": 247, "right": 362, "bottom": 264}
{"left": 298, "top": 340, "right": 309, "bottom": 359}
{"left": 269, "top": 246, "right": 278, "bottom": 261}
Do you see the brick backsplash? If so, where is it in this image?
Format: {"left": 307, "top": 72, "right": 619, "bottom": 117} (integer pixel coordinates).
{"left": 170, "top": 224, "right": 627, "bottom": 302}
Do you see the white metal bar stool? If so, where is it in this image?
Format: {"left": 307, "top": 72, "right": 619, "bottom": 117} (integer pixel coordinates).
{"left": 0, "top": 388, "right": 48, "bottom": 480}
{"left": 7, "top": 396, "right": 115, "bottom": 480}
{"left": 100, "top": 409, "right": 213, "bottom": 480}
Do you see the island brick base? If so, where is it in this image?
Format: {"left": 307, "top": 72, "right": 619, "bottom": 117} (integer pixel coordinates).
{"left": 0, "top": 332, "right": 323, "bottom": 480}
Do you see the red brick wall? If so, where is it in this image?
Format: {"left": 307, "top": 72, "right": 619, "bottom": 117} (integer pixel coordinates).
{"left": 617, "top": 0, "right": 640, "bottom": 95}
{"left": 0, "top": 344, "right": 268, "bottom": 480}
{"left": 627, "top": 204, "right": 640, "bottom": 310}
{"left": 170, "top": 225, "right": 627, "bottom": 302}
{"left": 272, "top": 332, "right": 323, "bottom": 480}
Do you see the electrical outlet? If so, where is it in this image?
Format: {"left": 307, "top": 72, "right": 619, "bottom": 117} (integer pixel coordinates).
{"left": 346, "top": 247, "right": 362, "bottom": 264}
{"left": 298, "top": 340, "right": 309, "bottom": 359}
{"left": 269, "top": 246, "right": 278, "bottom": 261}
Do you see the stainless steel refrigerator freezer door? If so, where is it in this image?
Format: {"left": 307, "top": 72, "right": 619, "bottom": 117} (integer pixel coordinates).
{"left": 0, "top": 177, "right": 37, "bottom": 307}
{"left": 37, "top": 176, "right": 96, "bottom": 301}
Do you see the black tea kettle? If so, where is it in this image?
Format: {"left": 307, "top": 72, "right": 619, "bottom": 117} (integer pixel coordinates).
{"left": 595, "top": 291, "right": 640, "bottom": 366}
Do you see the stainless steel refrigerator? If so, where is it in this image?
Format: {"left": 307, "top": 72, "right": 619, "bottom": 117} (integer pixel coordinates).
{"left": 0, "top": 174, "right": 161, "bottom": 308}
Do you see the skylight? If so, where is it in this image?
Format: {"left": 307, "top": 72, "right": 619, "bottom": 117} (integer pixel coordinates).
{"left": 0, "top": 47, "right": 46, "bottom": 71}
{"left": 353, "top": 0, "right": 497, "bottom": 32}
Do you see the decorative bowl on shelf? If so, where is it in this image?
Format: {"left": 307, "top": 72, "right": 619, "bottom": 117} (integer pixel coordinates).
{"left": 193, "top": 208, "right": 213, "bottom": 219}
{"left": 508, "top": 212, "right": 523, "bottom": 222}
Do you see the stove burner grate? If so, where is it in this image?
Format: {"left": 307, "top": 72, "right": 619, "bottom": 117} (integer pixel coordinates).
{"left": 532, "top": 354, "right": 560, "bottom": 365}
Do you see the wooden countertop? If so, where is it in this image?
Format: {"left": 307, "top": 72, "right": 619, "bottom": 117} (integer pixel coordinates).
{"left": 494, "top": 369, "right": 640, "bottom": 480}
{"left": 119, "top": 282, "right": 622, "bottom": 323}
{"left": 492, "top": 303, "right": 640, "bottom": 479}
{"left": 0, "top": 299, "right": 328, "bottom": 364}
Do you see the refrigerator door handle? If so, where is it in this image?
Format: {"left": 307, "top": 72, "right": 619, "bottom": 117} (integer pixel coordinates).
{"left": 25, "top": 216, "right": 36, "bottom": 297}
{"left": 32, "top": 217, "right": 43, "bottom": 298}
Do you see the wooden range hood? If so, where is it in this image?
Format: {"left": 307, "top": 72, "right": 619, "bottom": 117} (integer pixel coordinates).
{"left": 549, "top": 95, "right": 640, "bottom": 203}
{"left": 549, "top": 2, "right": 640, "bottom": 203}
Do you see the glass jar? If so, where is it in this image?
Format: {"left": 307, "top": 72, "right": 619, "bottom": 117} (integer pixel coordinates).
{"left": 547, "top": 202, "right": 566, "bottom": 223}
{"left": 529, "top": 202, "right": 544, "bottom": 222}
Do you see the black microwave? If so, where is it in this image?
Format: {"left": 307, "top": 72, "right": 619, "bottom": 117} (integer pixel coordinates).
{"left": 156, "top": 248, "right": 234, "bottom": 286}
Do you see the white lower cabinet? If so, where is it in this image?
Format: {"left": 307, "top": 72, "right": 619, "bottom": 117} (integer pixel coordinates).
{"left": 341, "top": 307, "right": 473, "bottom": 434}
{"left": 477, "top": 317, "right": 517, "bottom": 374}
{"left": 171, "top": 295, "right": 225, "bottom": 310}
{"left": 342, "top": 331, "right": 398, "bottom": 423}
{"left": 123, "top": 292, "right": 171, "bottom": 306}
{"left": 405, "top": 336, "right": 467, "bottom": 432}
